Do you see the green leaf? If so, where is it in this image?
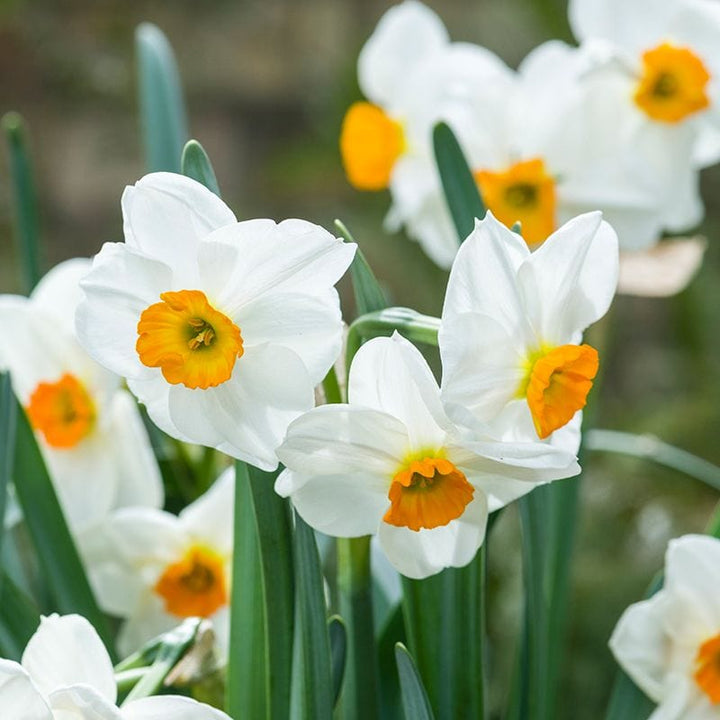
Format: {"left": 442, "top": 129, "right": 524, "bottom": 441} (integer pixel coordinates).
{"left": 328, "top": 615, "right": 347, "bottom": 707}
{"left": 228, "top": 461, "right": 294, "bottom": 720}
{"left": 395, "top": 643, "right": 435, "bottom": 720}
{"left": 11, "top": 398, "right": 115, "bottom": 657}
{"left": 136, "top": 23, "right": 189, "bottom": 173}
{"left": 0, "top": 569, "right": 40, "bottom": 660}
{"left": 2, "top": 113, "right": 42, "bottom": 293}
{"left": 432, "top": 122, "right": 485, "bottom": 243}
{"left": 291, "top": 514, "right": 334, "bottom": 720}
{"left": 181, "top": 139, "right": 221, "bottom": 197}
{"left": 0, "top": 373, "right": 16, "bottom": 594}
{"left": 335, "top": 219, "right": 388, "bottom": 317}
{"left": 378, "top": 605, "right": 405, "bottom": 719}
{"left": 401, "top": 549, "right": 485, "bottom": 719}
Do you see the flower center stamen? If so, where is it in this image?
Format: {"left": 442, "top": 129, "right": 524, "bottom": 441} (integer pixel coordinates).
{"left": 384, "top": 456, "right": 474, "bottom": 532}
{"left": 475, "top": 158, "right": 556, "bottom": 245}
{"left": 634, "top": 42, "right": 710, "bottom": 123}
{"left": 26, "top": 373, "right": 96, "bottom": 449}
{"left": 136, "top": 289, "right": 243, "bottom": 390}
{"left": 695, "top": 633, "right": 720, "bottom": 703}
{"left": 520, "top": 344, "right": 599, "bottom": 439}
{"left": 154, "top": 545, "right": 228, "bottom": 618}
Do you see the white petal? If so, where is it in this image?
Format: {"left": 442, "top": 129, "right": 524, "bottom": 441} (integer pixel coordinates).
{"left": 122, "top": 695, "right": 231, "bottom": 720}
{"left": 234, "top": 289, "right": 343, "bottom": 384}
{"left": 281, "top": 469, "right": 390, "bottom": 537}
{"left": 358, "top": 0, "right": 448, "bottom": 107}
{"left": 519, "top": 212, "right": 618, "bottom": 343}
{"left": 122, "top": 172, "right": 236, "bottom": 284}
{"left": 377, "top": 492, "right": 488, "bottom": 579}
{"left": 0, "top": 660, "right": 52, "bottom": 720}
{"left": 168, "top": 344, "right": 314, "bottom": 470}
{"left": 126, "top": 376, "right": 186, "bottom": 442}
{"left": 77, "top": 242, "right": 173, "bottom": 380}
{"left": 348, "top": 335, "right": 448, "bottom": 451}
{"left": 179, "top": 466, "right": 235, "bottom": 553}
{"left": 116, "top": 595, "right": 178, "bottom": 659}
{"left": 276, "top": 404, "right": 408, "bottom": 478}
{"left": 48, "top": 685, "right": 123, "bottom": 720}
{"left": 21, "top": 614, "right": 116, "bottom": 704}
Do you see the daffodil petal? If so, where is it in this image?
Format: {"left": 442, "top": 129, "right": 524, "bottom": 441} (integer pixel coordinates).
{"left": 48, "top": 685, "right": 122, "bottom": 720}
{"left": 122, "top": 695, "right": 232, "bottom": 720}
{"left": 0, "top": 660, "right": 52, "bottom": 720}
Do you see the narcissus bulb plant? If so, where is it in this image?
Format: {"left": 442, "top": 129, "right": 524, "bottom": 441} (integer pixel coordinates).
{"left": 0, "top": 613, "right": 231, "bottom": 719}
{"left": 76, "top": 172, "right": 355, "bottom": 470}
{"left": 276, "top": 334, "right": 580, "bottom": 579}
{"left": 86, "top": 467, "right": 234, "bottom": 656}
{"left": 0, "top": 259, "right": 163, "bottom": 537}
{"left": 439, "top": 211, "right": 618, "bottom": 445}
{"left": 610, "top": 535, "right": 720, "bottom": 720}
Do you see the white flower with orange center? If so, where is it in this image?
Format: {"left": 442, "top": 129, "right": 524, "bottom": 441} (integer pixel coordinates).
{"left": 0, "top": 259, "right": 163, "bottom": 537}
{"left": 76, "top": 172, "right": 355, "bottom": 470}
{"left": 86, "top": 467, "right": 234, "bottom": 657}
{"left": 610, "top": 534, "right": 720, "bottom": 719}
{"left": 439, "top": 211, "right": 618, "bottom": 447}
{"left": 0, "top": 614, "right": 231, "bottom": 719}
{"left": 275, "top": 334, "right": 579, "bottom": 579}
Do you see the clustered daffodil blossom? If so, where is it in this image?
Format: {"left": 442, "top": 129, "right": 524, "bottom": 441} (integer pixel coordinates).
{"left": 0, "top": 614, "right": 230, "bottom": 719}
{"left": 610, "top": 535, "right": 720, "bottom": 719}
{"left": 86, "top": 467, "right": 234, "bottom": 657}
{"left": 0, "top": 260, "right": 163, "bottom": 539}
{"left": 276, "top": 334, "right": 580, "bottom": 579}
{"left": 76, "top": 172, "right": 356, "bottom": 470}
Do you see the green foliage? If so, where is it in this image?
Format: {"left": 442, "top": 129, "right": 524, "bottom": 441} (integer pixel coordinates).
{"left": 182, "top": 140, "right": 221, "bottom": 197}
{"left": 395, "top": 644, "right": 435, "bottom": 720}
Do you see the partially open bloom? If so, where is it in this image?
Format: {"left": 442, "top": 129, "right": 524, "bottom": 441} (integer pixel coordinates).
{"left": 0, "top": 260, "right": 162, "bottom": 537}
{"left": 439, "top": 212, "right": 618, "bottom": 446}
{"left": 0, "top": 613, "right": 230, "bottom": 719}
{"left": 276, "top": 334, "right": 579, "bottom": 579}
{"left": 77, "top": 172, "right": 355, "bottom": 470}
{"left": 85, "top": 467, "right": 234, "bottom": 657}
{"left": 610, "top": 534, "right": 720, "bottom": 719}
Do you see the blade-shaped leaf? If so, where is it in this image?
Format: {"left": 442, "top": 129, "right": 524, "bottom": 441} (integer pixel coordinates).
{"left": 0, "top": 569, "right": 40, "bottom": 660}
{"left": 181, "top": 139, "right": 221, "bottom": 197}
{"left": 328, "top": 615, "right": 347, "bottom": 707}
{"left": 0, "top": 373, "right": 16, "bottom": 592}
{"left": 395, "top": 643, "right": 435, "bottom": 720}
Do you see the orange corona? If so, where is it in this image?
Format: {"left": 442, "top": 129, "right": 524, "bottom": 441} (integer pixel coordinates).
{"left": 695, "top": 633, "right": 720, "bottom": 703}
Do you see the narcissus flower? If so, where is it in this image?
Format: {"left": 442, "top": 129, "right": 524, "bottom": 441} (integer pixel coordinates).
{"left": 76, "top": 172, "right": 355, "bottom": 470}
{"left": 610, "top": 534, "right": 720, "bottom": 719}
{"left": 0, "top": 613, "right": 230, "bottom": 719}
{"left": 86, "top": 467, "right": 234, "bottom": 656}
{"left": 0, "top": 259, "right": 162, "bottom": 537}
{"left": 276, "top": 334, "right": 579, "bottom": 579}
{"left": 439, "top": 211, "right": 618, "bottom": 445}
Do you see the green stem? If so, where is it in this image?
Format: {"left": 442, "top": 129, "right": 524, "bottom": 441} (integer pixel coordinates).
{"left": 321, "top": 367, "right": 343, "bottom": 405}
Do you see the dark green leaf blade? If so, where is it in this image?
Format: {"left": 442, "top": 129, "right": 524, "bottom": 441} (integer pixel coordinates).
{"left": 0, "top": 373, "right": 16, "bottom": 589}
{"left": 395, "top": 643, "right": 435, "bottom": 720}
{"left": 0, "top": 570, "right": 40, "bottom": 660}
{"left": 328, "top": 615, "right": 347, "bottom": 707}
{"left": 181, "top": 140, "right": 221, "bottom": 197}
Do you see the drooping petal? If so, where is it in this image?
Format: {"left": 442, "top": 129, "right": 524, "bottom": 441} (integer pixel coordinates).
{"left": 377, "top": 492, "right": 488, "bottom": 579}
{"left": 122, "top": 695, "right": 232, "bottom": 720}
{"left": 48, "top": 685, "right": 123, "bottom": 720}
{"left": 0, "top": 660, "right": 52, "bottom": 720}
{"left": 116, "top": 594, "right": 178, "bottom": 659}
{"left": 21, "top": 614, "right": 116, "bottom": 704}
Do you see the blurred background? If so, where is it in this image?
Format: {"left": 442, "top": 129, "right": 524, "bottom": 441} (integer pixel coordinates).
{"left": 1, "top": 0, "right": 719, "bottom": 717}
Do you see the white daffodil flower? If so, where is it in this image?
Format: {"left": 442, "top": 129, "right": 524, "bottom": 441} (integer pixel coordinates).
{"left": 0, "top": 259, "right": 162, "bottom": 538}
{"left": 439, "top": 211, "right": 618, "bottom": 447}
{"left": 76, "top": 172, "right": 355, "bottom": 470}
{"left": 0, "top": 613, "right": 231, "bottom": 719}
{"left": 339, "top": 0, "right": 512, "bottom": 268}
{"left": 610, "top": 534, "right": 720, "bottom": 719}
{"left": 276, "top": 334, "right": 579, "bottom": 579}
{"left": 85, "top": 467, "right": 234, "bottom": 657}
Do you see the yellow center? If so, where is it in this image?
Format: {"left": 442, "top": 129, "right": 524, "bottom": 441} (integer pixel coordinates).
{"left": 154, "top": 545, "right": 228, "bottom": 618}
{"left": 520, "top": 344, "right": 599, "bottom": 439}
{"left": 474, "top": 158, "right": 556, "bottom": 245}
{"left": 695, "top": 633, "right": 720, "bottom": 703}
{"left": 384, "top": 456, "right": 474, "bottom": 532}
{"left": 634, "top": 42, "right": 710, "bottom": 123}
{"left": 340, "top": 101, "right": 405, "bottom": 191}
{"left": 26, "top": 373, "right": 96, "bottom": 449}
{"left": 136, "top": 289, "right": 243, "bottom": 390}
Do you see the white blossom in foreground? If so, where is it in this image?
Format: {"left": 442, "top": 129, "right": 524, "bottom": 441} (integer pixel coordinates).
{"left": 610, "top": 534, "right": 720, "bottom": 719}
{"left": 0, "top": 260, "right": 162, "bottom": 537}
{"left": 439, "top": 212, "right": 618, "bottom": 447}
{"left": 0, "top": 613, "right": 230, "bottom": 719}
{"left": 276, "top": 334, "right": 579, "bottom": 579}
{"left": 85, "top": 467, "right": 234, "bottom": 657}
{"left": 77, "top": 172, "right": 355, "bottom": 470}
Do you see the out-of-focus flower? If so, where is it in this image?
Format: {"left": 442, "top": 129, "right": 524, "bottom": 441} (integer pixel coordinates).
{"left": 276, "top": 334, "right": 579, "bottom": 579}
{"left": 76, "top": 172, "right": 355, "bottom": 470}
{"left": 439, "top": 212, "right": 618, "bottom": 446}
{"left": 610, "top": 534, "right": 720, "bottom": 719}
{"left": 86, "top": 467, "right": 234, "bottom": 657}
{"left": 0, "top": 613, "right": 231, "bottom": 719}
{"left": 0, "top": 260, "right": 162, "bottom": 537}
